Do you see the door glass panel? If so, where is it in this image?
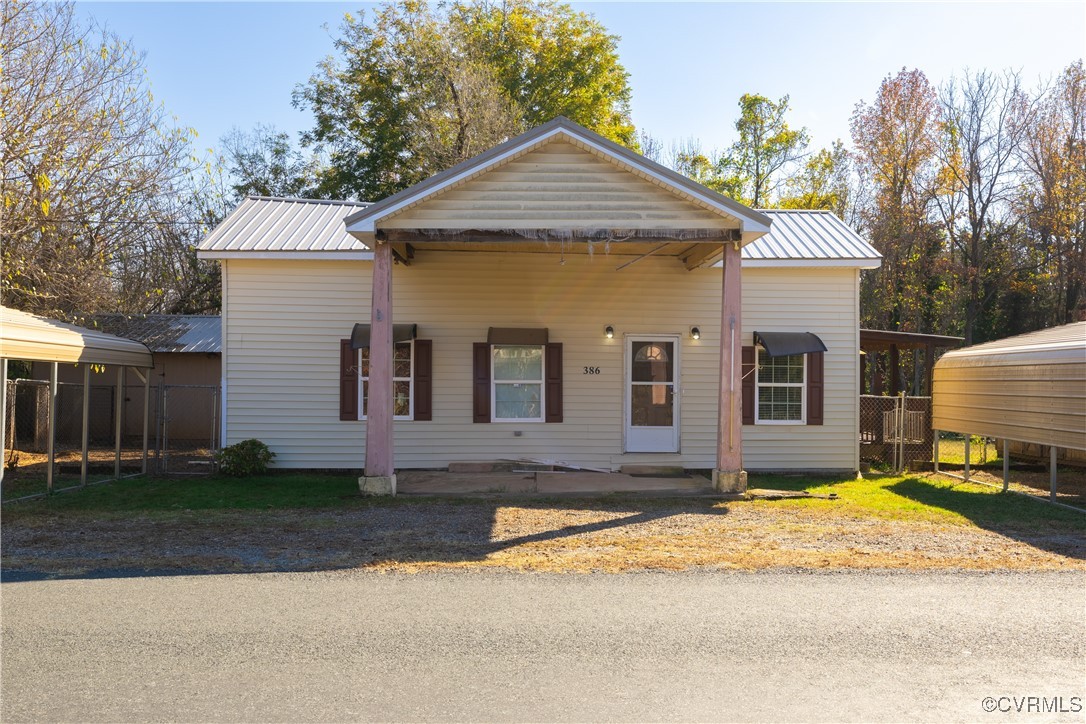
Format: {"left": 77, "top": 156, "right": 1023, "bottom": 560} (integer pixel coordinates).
{"left": 631, "top": 342, "right": 674, "bottom": 382}
{"left": 631, "top": 384, "right": 674, "bottom": 427}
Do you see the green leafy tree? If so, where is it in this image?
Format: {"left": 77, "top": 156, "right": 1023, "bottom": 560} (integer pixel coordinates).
{"left": 453, "top": 0, "right": 635, "bottom": 146}
{"left": 293, "top": 0, "right": 634, "bottom": 201}
{"left": 717, "top": 94, "right": 810, "bottom": 207}
{"left": 778, "top": 140, "right": 853, "bottom": 219}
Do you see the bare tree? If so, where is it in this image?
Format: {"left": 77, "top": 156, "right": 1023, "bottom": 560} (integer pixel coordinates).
{"left": 1, "top": 0, "right": 202, "bottom": 318}
{"left": 933, "top": 69, "right": 1034, "bottom": 343}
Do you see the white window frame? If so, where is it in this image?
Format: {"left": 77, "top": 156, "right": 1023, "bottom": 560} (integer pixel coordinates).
{"left": 491, "top": 344, "right": 545, "bottom": 423}
{"left": 755, "top": 347, "right": 806, "bottom": 425}
{"left": 359, "top": 340, "right": 415, "bottom": 421}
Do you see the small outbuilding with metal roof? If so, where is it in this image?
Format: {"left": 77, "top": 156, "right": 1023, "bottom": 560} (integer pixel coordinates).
{"left": 1, "top": 306, "right": 155, "bottom": 495}
{"left": 932, "top": 321, "right": 1086, "bottom": 500}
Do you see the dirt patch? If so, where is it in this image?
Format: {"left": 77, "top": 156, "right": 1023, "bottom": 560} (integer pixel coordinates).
{"left": 3, "top": 499, "right": 1083, "bottom": 577}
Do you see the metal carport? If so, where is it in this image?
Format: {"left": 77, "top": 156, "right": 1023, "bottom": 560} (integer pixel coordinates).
{"left": 0, "top": 306, "right": 154, "bottom": 497}
{"left": 932, "top": 321, "right": 1086, "bottom": 506}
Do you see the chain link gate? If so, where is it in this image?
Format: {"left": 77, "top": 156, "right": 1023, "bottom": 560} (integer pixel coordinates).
{"left": 156, "top": 384, "right": 220, "bottom": 474}
{"left": 860, "top": 394, "right": 934, "bottom": 472}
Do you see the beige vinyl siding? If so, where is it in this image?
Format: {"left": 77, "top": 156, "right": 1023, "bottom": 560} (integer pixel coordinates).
{"left": 380, "top": 142, "right": 739, "bottom": 232}
{"left": 223, "top": 256, "right": 859, "bottom": 471}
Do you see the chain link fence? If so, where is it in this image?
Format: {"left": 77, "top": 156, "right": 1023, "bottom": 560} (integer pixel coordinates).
{"left": 860, "top": 395, "right": 934, "bottom": 471}
{"left": 3, "top": 379, "right": 219, "bottom": 501}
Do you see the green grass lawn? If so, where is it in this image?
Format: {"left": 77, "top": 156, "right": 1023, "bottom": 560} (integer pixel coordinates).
{"left": 4, "top": 470, "right": 1082, "bottom": 533}
{"left": 751, "top": 472, "right": 1085, "bottom": 529}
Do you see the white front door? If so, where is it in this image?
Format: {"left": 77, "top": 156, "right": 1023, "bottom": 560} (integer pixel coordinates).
{"left": 625, "top": 336, "right": 680, "bottom": 453}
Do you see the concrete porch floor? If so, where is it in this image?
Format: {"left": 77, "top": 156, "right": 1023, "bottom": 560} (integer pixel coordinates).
{"left": 396, "top": 469, "right": 720, "bottom": 497}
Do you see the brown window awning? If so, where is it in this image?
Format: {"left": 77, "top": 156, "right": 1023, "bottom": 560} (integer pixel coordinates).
{"left": 754, "top": 331, "right": 827, "bottom": 357}
{"left": 487, "top": 327, "right": 549, "bottom": 345}
{"left": 351, "top": 323, "right": 418, "bottom": 349}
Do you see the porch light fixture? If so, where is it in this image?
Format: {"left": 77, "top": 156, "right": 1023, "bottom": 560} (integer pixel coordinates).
{"left": 605, "top": 325, "right": 614, "bottom": 339}
{"left": 690, "top": 326, "right": 701, "bottom": 340}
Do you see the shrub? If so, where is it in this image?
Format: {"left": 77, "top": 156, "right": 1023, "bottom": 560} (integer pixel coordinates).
{"left": 216, "top": 439, "right": 276, "bottom": 477}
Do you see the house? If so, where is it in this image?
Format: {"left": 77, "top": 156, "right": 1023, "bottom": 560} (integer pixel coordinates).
{"left": 197, "top": 118, "right": 881, "bottom": 492}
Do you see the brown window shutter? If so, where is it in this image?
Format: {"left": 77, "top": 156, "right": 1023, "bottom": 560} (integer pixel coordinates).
{"left": 741, "top": 345, "right": 755, "bottom": 425}
{"left": 545, "top": 342, "right": 563, "bottom": 423}
{"left": 472, "top": 342, "right": 491, "bottom": 423}
{"left": 339, "top": 339, "right": 359, "bottom": 421}
{"left": 807, "top": 351, "right": 824, "bottom": 425}
{"left": 414, "top": 339, "right": 432, "bottom": 421}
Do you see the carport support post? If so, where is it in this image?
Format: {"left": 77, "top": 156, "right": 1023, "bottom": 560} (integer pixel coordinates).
{"left": 47, "top": 362, "right": 58, "bottom": 493}
{"left": 81, "top": 364, "right": 90, "bottom": 486}
{"left": 1050, "top": 446, "right": 1058, "bottom": 502}
{"left": 114, "top": 365, "right": 124, "bottom": 480}
{"left": 963, "top": 436, "right": 970, "bottom": 482}
{"left": 360, "top": 240, "right": 395, "bottom": 495}
{"left": 140, "top": 369, "right": 150, "bottom": 475}
{"left": 713, "top": 241, "right": 746, "bottom": 493}
{"left": 1002, "top": 439, "right": 1009, "bottom": 493}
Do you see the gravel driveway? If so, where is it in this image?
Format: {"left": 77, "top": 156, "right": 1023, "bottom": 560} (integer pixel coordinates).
{"left": 3, "top": 498, "right": 1083, "bottom": 577}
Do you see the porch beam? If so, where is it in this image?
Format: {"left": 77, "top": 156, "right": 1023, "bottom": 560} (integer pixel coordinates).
{"left": 682, "top": 242, "right": 726, "bottom": 270}
{"left": 389, "top": 242, "right": 413, "bottom": 266}
{"left": 360, "top": 240, "right": 396, "bottom": 495}
{"left": 714, "top": 241, "right": 746, "bottom": 493}
{"left": 380, "top": 229, "right": 742, "bottom": 245}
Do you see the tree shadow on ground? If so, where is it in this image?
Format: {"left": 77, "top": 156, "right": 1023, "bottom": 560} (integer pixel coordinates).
{"left": 888, "top": 477, "right": 1086, "bottom": 560}
{"left": 0, "top": 496, "right": 733, "bottom": 582}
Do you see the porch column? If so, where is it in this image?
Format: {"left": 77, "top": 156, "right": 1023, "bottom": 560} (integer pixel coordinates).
{"left": 360, "top": 240, "right": 396, "bottom": 495}
{"left": 714, "top": 241, "right": 746, "bottom": 493}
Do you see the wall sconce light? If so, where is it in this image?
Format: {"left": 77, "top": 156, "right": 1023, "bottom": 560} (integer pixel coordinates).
{"left": 605, "top": 325, "right": 614, "bottom": 339}
{"left": 690, "top": 326, "right": 701, "bottom": 340}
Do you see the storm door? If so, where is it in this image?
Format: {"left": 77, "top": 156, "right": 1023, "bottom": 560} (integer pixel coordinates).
{"left": 625, "top": 337, "right": 680, "bottom": 452}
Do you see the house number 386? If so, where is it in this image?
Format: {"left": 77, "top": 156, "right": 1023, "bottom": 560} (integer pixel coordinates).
{"left": 583, "top": 366, "right": 601, "bottom": 375}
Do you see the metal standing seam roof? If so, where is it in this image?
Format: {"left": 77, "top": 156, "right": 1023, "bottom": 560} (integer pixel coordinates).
{"left": 198, "top": 197, "right": 881, "bottom": 265}
{"left": 0, "top": 306, "right": 154, "bottom": 367}
{"left": 936, "top": 321, "right": 1086, "bottom": 366}
{"left": 198, "top": 196, "right": 371, "bottom": 255}
{"left": 87, "top": 314, "right": 221, "bottom": 354}
{"left": 742, "top": 210, "right": 881, "bottom": 265}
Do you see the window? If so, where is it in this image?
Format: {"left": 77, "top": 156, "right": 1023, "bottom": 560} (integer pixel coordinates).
{"left": 360, "top": 341, "right": 413, "bottom": 419}
{"left": 491, "top": 345, "right": 544, "bottom": 421}
{"left": 756, "top": 349, "right": 805, "bottom": 423}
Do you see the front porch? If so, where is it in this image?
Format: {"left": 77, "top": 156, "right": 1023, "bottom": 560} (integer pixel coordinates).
{"left": 345, "top": 118, "right": 770, "bottom": 495}
{"left": 397, "top": 465, "right": 719, "bottom": 497}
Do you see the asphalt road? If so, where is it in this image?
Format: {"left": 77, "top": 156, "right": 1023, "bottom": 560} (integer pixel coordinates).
{"left": 2, "top": 570, "right": 1084, "bottom": 722}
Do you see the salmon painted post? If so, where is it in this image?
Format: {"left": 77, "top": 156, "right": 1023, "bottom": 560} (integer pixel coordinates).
{"left": 360, "top": 240, "right": 396, "bottom": 495}
{"left": 714, "top": 241, "right": 747, "bottom": 492}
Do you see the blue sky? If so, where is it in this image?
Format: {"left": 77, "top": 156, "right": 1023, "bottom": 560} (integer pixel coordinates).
{"left": 75, "top": 1, "right": 1085, "bottom": 159}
